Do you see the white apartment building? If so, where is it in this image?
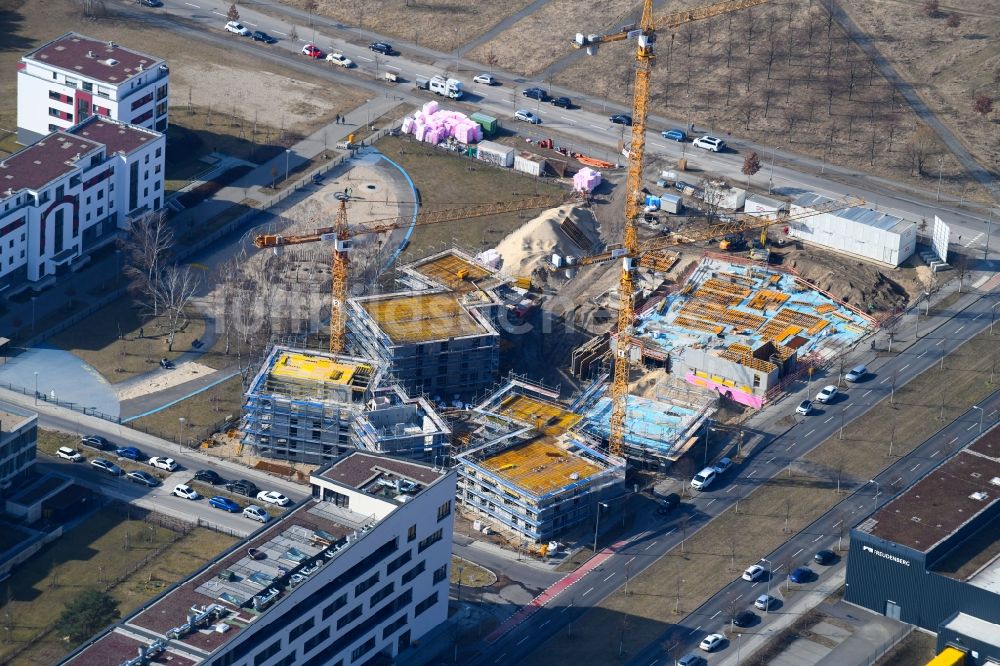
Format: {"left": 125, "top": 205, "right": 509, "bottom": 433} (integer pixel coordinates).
{"left": 17, "top": 32, "right": 168, "bottom": 145}
{"left": 0, "top": 116, "right": 165, "bottom": 291}
{"left": 60, "top": 452, "right": 456, "bottom": 666}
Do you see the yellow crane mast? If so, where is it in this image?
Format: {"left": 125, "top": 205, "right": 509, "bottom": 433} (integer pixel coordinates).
{"left": 253, "top": 193, "right": 576, "bottom": 354}
{"left": 574, "top": 0, "right": 768, "bottom": 457}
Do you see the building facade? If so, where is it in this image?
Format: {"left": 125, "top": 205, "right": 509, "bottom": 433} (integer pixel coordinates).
{"left": 353, "top": 386, "right": 451, "bottom": 463}
{"left": 18, "top": 33, "right": 168, "bottom": 145}
{"left": 0, "top": 117, "right": 165, "bottom": 291}
{"left": 61, "top": 452, "right": 456, "bottom": 666}
{"left": 0, "top": 405, "right": 37, "bottom": 500}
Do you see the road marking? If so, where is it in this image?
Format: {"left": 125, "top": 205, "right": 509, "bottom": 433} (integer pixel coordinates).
{"left": 991, "top": 409, "right": 998, "bottom": 417}
{"left": 774, "top": 563, "right": 785, "bottom": 572}
{"left": 805, "top": 429, "right": 815, "bottom": 437}
{"left": 495, "top": 654, "right": 508, "bottom": 663}
{"left": 706, "top": 499, "right": 717, "bottom": 507}
{"left": 894, "top": 477, "right": 903, "bottom": 485}
{"left": 956, "top": 325, "right": 965, "bottom": 333}
{"left": 793, "top": 548, "right": 804, "bottom": 557}
{"left": 560, "top": 605, "right": 572, "bottom": 613}
{"left": 384, "top": 64, "right": 400, "bottom": 70}
{"left": 950, "top": 436, "right": 959, "bottom": 445}
{"left": 900, "top": 364, "right": 910, "bottom": 371}
{"left": 665, "top": 529, "right": 676, "bottom": 536}
{"left": 212, "top": 10, "right": 226, "bottom": 15}
{"left": 604, "top": 572, "right": 616, "bottom": 582}
{"left": 627, "top": 556, "right": 636, "bottom": 565}
{"left": 688, "top": 625, "right": 703, "bottom": 636}
{"left": 847, "top": 402, "right": 854, "bottom": 408}
{"left": 517, "top": 636, "right": 529, "bottom": 645}
{"left": 881, "top": 377, "right": 890, "bottom": 384}
{"left": 751, "top": 581, "right": 759, "bottom": 588}
{"left": 787, "top": 443, "right": 796, "bottom": 450}
{"left": 748, "top": 470, "right": 756, "bottom": 478}
{"left": 357, "top": 55, "right": 373, "bottom": 61}
{"left": 974, "top": 313, "right": 982, "bottom": 321}
{"left": 833, "top": 520, "right": 843, "bottom": 529}
{"left": 726, "top": 486, "right": 736, "bottom": 493}
{"left": 936, "top": 339, "right": 945, "bottom": 346}
{"left": 931, "top": 450, "right": 941, "bottom": 458}
{"left": 968, "top": 423, "right": 977, "bottom": 431}
{"left": 918, "top": 351, "right": 926, "bottom": 358}
{"left": 734, "top": 594, "right": 743, "bottom": 601}
{"left": 541, "top": 620, "right": 550, "bottom": 628}
{"left": 644, "top": 541, "right": 658, "bottom": 551}
{"left": 813, "top": 535, "right": 823, "bottom": 542}
{"left": 590, "top": 123, "right": 604, "bottom": 130}
{"left": 582, "top": 587, "right": 594, "bottom": 597}
{"left": 183, "top": 1, "right": 199, "bottom": 6}
{"left": 766, "top": 457, "right": 775, "bottom": 464}
{"left": 910, "top": 464, "right": 920, "bottom": 472}
{"left": 272, "top": 30, "right": 287, "bottom": 35}
{"left": 559, "top": 115, "right": 572, "bottom": 121}
{"left": 711, "top": 610, "right": 721, "bottom": 619}
{"left": 824, "top": 417, "right": 834, "bottom": 423}
{"left": 863, "top": 390, "right": 872, "bottom": 397}
{"left": 648, "top": 661, "right": 659, "bottom": 666}
{"left": 246, "top": 21, "right": 257, "bottom": 26}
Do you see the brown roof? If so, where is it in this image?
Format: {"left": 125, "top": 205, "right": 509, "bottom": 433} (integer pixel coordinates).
{"left": 63, "top": 630, "right": 197, "bottom": 666}
{"left": 0, "top": 133, "right": 102, "bottom": 192}
{"left": 71, "top": 116, "right": 160, "bottom": 155}
{"left": 23, "top": 33, "right": 163, "bottom": 86}
{"left": 968, "top": 424, "right": 1000, "bottom": 462}
{"left": 318, "top": 451, "right": 444, "bottom": 489}
{"left": 860, "top": 450, "right": 1000, "bottom": 553}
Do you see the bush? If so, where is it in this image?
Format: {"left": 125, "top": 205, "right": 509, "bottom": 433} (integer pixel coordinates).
{"left": 58, "top": 589, "right": 120, "bottom": 642}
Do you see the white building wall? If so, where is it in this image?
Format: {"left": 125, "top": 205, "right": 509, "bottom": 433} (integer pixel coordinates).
{"left": 788, "top": 204, "right": 915, "bottom": 267}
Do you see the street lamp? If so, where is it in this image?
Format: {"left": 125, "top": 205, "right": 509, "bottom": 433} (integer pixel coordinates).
{"left": 760, "top": 558, "right": 772, "bottom": 614}
{"left": 868, "top": 479, "right": 879, "bottom": 512}
{"left": 177, "top": 417, "right": 186, "bottom": 451}
{"left": 736, "top": 633, "right": 743, "bottom": 666}
{"left": 284, "top": 149, "right": 291, "bottom": 183}
{"left": 457, "top": 564, "right": 464, "bottom": 603}
{"left": 592, "top": 501, "right": 609, "bottom": 554}
{"left": 34, "top": 371, "right": 38, "bottom": 405}
{"left": 972, "top": 405, "right": 984, "bottom": 434}
{"left": 702, "top": 418, "right": 712, "bottom": 466}
{"left": 991, "top": 302, "right": 1000, "bottom": 334}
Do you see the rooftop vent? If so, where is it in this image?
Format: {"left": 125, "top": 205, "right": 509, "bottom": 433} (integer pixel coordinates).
{"left": 970, "top": 491, "right": 988, "bottom": 501}
{"left": 991, "top": 477, "right": 1000, "bottom": 487}
{"left": 103, "top": 58, "right": 119, "bottom": 67}
{"left": 107, "top": 41, "right": 116, "bottom": 48}
{"left": 910, "top": 516, "right": 921, "bottom": 523}
{"left": 86, "top": 50, "right": 94, "bottom": 58}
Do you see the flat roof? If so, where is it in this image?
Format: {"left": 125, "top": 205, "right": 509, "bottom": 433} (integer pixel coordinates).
{"left": 792, "top": 192, "right": 911, "bottom": 234}
{"left": 480, "top": 436, "right": 605, "bottom": 496}
{"left": 939, "top": 613, "right": 1000, "bottom": 648}
{"left": 23, "top": 32, "right": 164, "bottom": 85}
{"left": 316, "top": 450, "right": 445, "bottom": 490}
{"left": 269, "top": 350, "right": 368, "bottom": 386}
{"left": 497, "top": 394, "right": 581, "bottom": 436}
{"left": 70, "top": 116, "right": 160, "bottom": 154}
{"left": 361, "top": 292, "right": 488, "bottom": 344}
{"left": 0, "top": 132, "right": 102, "bottom": 192}
{"left": 857, "top": 447, "right": 1000, "bottom": 553}
{"left": 409, "top": 252, "right": 493, "bottom": 293}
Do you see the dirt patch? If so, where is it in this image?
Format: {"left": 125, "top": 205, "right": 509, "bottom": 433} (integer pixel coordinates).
{"left": 114, "top": 361, "right": 217, "bottom": 401}
{"left": 281, "top": 0, "right": 534, "bottom": 53}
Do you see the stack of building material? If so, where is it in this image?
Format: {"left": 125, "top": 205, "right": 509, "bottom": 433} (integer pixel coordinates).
{"left": 573, "top": 167, "right": 601, "bottom": 192}
{"left": 401, "top": 102, "right": 484, "bottom": 146}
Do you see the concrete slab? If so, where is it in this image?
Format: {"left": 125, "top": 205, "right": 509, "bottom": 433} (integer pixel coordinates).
{"left": 771, "top": 637, "right": 833, "bottom": 666}
{"left": 812, "top": 620, "right": 851, "bottom": 641}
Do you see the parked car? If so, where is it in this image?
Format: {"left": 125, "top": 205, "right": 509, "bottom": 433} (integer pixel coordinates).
{"left": 225, "top": 21, "right": 250, "bottom": 36}
{"left": 301, "top": 43, "right": 324, "bottom": 59}
{"left": 845, "top": 364, "right": 868, "bottom": 383}
{"left": 91, "top": 458, "right": 123, "bottom": 476}
{"left": 713, "top": 457, "right": 733, "bottom": 474}
{"left": 550, "top": 96, "right": 572, "bottom": 108}
{"left": 368, "top": 42, "right": 394, "bottom": 55}
{"left": 661, "top": 128, "right": 687, "bottom": 142}
{"left": 522, "top": 87, "right": 547, "bottom": 100}
{"left": 115, "top": 446, "right": 143, "bottom": 461}
{"left": 256, "top": 490, "right": 291, "bottom": 507}
{"left": 514, "top": 109, "right": 541, "bottom": 124}
{"left": 796, "top": 399, "right": 814, "bottom": 415}
{"left": 790, "top": 566, "right": 814, "bottom": 584}
{"left": 815, "top": 385, "right": 838, "bottom": 404}
{"left": 699, "top": 633, "right": 725, "bottom": 652}
{"left": 326, "top": 52, "right": 353, "bottom": 67}
{"left": 732, "top": 609, "right": 757, "bottom": 628}
{"left": 127, "top": 470, "right": 159, "bottom": 487}
{"left": 226, "top": 479, "right": 260, "bottom": 498}
{"left": 673, "top": 180, "right": 691, "bottom": 192}
{"left": 243, "top": 505, "right": 270, "bottom": 523}
{"left": 755, "top": 593, "right": 778, "bottom": 611}
{"left": 676, "top": 655, "right": 705, "bottom": 666}
{"left": 209, "top": 496, "right": 241, "bottom": 513}
{"left": 251, "top": 31, "right": 277, "bottom": 43}
{"left": 609, "top": 113, "right": 633, "bottom": 126}
{"left": 149, "top": 456, "right": 177, "bottom": 472}
{"left": 473, "top": 73, "right": 496, "bottom": 85}
{"left": 173, "top": 484, "right": 200, "bottom": 500}
{"left": 656, "top": 493, "right": 681, "bottom": 515}
{"left": 742, "top": 564, "right": 766, "bottom": 582}
{"left": 690, "top": 467, "right": 717, "bottom": 491}
{"left": 814, "top": 549, "right": 837, "bottom": 565}
{"left": 693, "top": 135, "right": 726, "bottom": 151}
{"left": 80, "top": 435, "right": 114, "bottom": 451}
{"left": 159, "top": 358, "right": 175, "bottom": 369}
{"left": 194, "top": 469, "right": 225, "bottom": 485}
{"left": 57, "top": 446, "right": 84, "bottom": 462}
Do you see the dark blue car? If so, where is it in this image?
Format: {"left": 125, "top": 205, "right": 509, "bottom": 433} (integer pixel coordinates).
{"left": 209, "top": 496, "right": 241, "bottom": 513}
{"left": 661, "top": 128, "right": 687, "bottom": 142}
{"left": 790, "top": 566, "right": 814, "bottom": 584}
{"left": 116, "top": 446, "right": 143, "bottom": 461}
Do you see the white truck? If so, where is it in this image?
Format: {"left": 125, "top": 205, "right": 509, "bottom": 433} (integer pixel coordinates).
{"left": 429, "top": 75, "right": 463, "bottom": 99}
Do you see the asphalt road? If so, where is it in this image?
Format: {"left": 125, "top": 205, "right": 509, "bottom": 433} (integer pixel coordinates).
{"left": 468, "top": 285, "right": 1000, "bottom": 665}
{"left": 123, "top": 0, "right": 996, "bottom": 250}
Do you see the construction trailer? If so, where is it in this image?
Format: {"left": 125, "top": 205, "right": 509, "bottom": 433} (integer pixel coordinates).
{"left": 514, "top": 151, "right": 546, "bottom": 177}
{"left": 789, "top": 192, "right": 916, "bottom": 267}
{"left": 354, "top": 385, "right": 451, "bottom": 462}
{"left": 476, "top": 140, "right": 515, "bottom": 168}
{"left": 743, "top": 193, "right": 787, "bottom": 217}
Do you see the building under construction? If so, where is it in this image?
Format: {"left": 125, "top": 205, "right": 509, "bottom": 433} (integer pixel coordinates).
{"left": 354, "top": 385, "right": 451, "bottom": 462}
{"left": 455, "top": 377, "right": 625, "bottom": 543}
{"left": 347, "top": 250, "right": 504, "bottom": 401}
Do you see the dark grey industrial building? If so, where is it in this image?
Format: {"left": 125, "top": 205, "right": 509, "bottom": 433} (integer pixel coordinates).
{"left": 844, "top": 426, "right": 1000, "bottom": 665}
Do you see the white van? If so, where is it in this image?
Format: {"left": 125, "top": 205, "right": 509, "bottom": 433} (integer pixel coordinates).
{"left": 690, "top": 467, "right": 718, "bottom": 490}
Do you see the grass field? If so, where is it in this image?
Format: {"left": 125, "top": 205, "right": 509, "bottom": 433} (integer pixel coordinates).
{"left": 373, "top": 135, "right": 566, "bottom": 261}
{"left": 130, "top": 376, "right": 244, "bottom": 443}
{"left": 520, "top": 321, "right": 1000, "bottom": 664}
{"left": 0, "top": 510, "right": 236, "bottom": 665}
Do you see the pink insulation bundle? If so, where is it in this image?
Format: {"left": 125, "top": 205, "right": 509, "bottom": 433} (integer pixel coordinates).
{"left": 573, "top": 167, "right": 602, "bottom": 192}
{"left": 414, "top": 124, "right": 427, "bottom": 142}
{"left": 401, "top": 107, "right": 485, "bottom": 145}
{"left": 422, "top": 101, "right": 440, "bottom": 115}
{"left": 401, "top": 117, "right": 415, "bottom": 134}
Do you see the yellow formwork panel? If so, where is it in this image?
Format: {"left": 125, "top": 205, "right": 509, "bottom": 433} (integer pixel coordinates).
{"left": 412, "top": 253, "right": 491, "bottom": 293}
{"left": 498, "top": 394, "right": 582, "bottom": 436}
{"left": 362, "top": 292, "right": 487, "bottom": 344}
{"left": 482, "top": 436, "right": 604, "bottom": 496}
{"left": 269, "top": 351, "right": 360, "bottom": 385}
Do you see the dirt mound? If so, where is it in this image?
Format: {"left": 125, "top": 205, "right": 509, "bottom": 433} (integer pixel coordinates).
{"left": 494, "top": 205, "right": 600, "bottom": 273}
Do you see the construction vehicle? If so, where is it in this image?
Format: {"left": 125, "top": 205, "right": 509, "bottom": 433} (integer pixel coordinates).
{"left": 252, "top": 193, "right": 577, "bottom": 354}
{"left": 719, "top": 233, "right": 747, "bottom": 251}
{"left": 429, "top": 75, "right": 464, "bottom": 99}
{"left": 573, "top": 0, "right": 769, "bottom": 458}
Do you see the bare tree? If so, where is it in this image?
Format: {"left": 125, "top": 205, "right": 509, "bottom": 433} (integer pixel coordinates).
{"left": 904, "top": 124, "right": 942, "bottom": 176}
{"left": 157, "top": 266, "right": 200, "bottom": 352}
{"left": 81, "top": 0, "right": 107, "bottom": 18}
{"left": 922, "top": 0, "right": 939, "bottom": 18}
{"left": 973, "top": 95, "right": 994, "bottom": 117}
{"left": 226, "top": 2, "right": 239, "bottom": 22}
{"left": 945, "top": 12, "right": 960, "bottom": 28}
{"left": 742, "top": 151, "right": 762, "bottom": 188}
{"left": 122, "top": 212, "right": 174, "bottom": 317}
{"left": 739, "top": 97, "right": 758, "bottom": 131}
{"left": 288, "top": 24, "right": 298, "bottom": 41}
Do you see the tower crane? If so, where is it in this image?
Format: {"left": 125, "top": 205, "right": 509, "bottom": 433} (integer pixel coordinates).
{"left": 252, "top": 193, "right": 578, "bottom": 354}
{"left": 573, "top": 0, "right": 769, "bottom": 458}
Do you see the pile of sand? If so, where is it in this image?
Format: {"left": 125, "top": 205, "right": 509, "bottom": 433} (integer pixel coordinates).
{"left": 115, "top": 361, "right": 217, "bottom": 402}
{"left": 494, "top": 205, "right": 600, "bottom": 273}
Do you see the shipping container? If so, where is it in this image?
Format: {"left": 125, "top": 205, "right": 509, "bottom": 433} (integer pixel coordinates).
{"left": 476, "top": 140, "right": 514, "bottom": 168}
{"left": 470, "top": 112, "right": 499, "bottom": 138}
{"left": 658, "top": 193, "right": 682, "bottom": 214}
{"left": 514, "top": 151, "right": 546, "bottom": 177}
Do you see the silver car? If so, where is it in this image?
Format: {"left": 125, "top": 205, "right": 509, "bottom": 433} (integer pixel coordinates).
{"left": 845, "top": 365, "right": 867, "bottom": 382}
{"left": 514, "top": 109, "right": 541, "bottom": 124}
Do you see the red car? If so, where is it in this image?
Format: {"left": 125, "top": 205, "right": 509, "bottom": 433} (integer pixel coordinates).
{"left": 301, "top": 43, "right": 324, "bottom": 59}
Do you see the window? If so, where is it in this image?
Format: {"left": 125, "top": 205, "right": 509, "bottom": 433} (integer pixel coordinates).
{"left": 97, "top": 190, "right": 103, "bottom": 200}
{"left": 414, "top": 591, "right": 439, "bottom": 617}
{"left": 437, "top": 500, "right": 451, "bottom": 521}
{"left": 276, "top": 655, "right": 296, "bottom": 666}
{"left": 322, "top": 593, "right": 347, "bottom": 620}
{"left": 401, "top": 560, "right": 425, "bottom": 585}
{"left": 350, "top": 637, "right": 376, "bottom": 662}
{"left": 289, "top": 616, "right": 314, "bottom": 641}
{"left": 417, "top": 529, "right": 443, "bottom": 553}
{"left": 407, "top": 525, "right": 417, "bottom": 542}
{"left": 382, "top": 614, "right": 407, "bottom": 640}
{"left": 336, "top": 605, "right": 363, "bottom": 630}
{"left": 49, "top": 90, "right": 61, "bottom": 100}
{"left": 48, "top": 124, "right": 59, "bottom": 132}
{"left": 49, "top": 107, "right": 59, "bottom": 117}
{"left": 83, "top": 82, "right": 92, "bottom": 92}
{"left": 386, "top": 550, "right": 411, "bottom": 575}
{"left": 253, "top": 639, "right": 281, "bottom": 666}
{"left": 354, "top": 572, "right": 379, "bottom": 596}
{"left": 370, "top": 582, "right": 394, "bottom": 607}
{"left": 51, "top": 71, "right": 57, "bottom": 80}
{"left": 302, "top": 626, "right": 330, "bottom": 653}
{"left": 433, "top": 564, "right": 448, "bottom": 584}
{"left": 144, "top": 154, "right": 149, "bottom": 164}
